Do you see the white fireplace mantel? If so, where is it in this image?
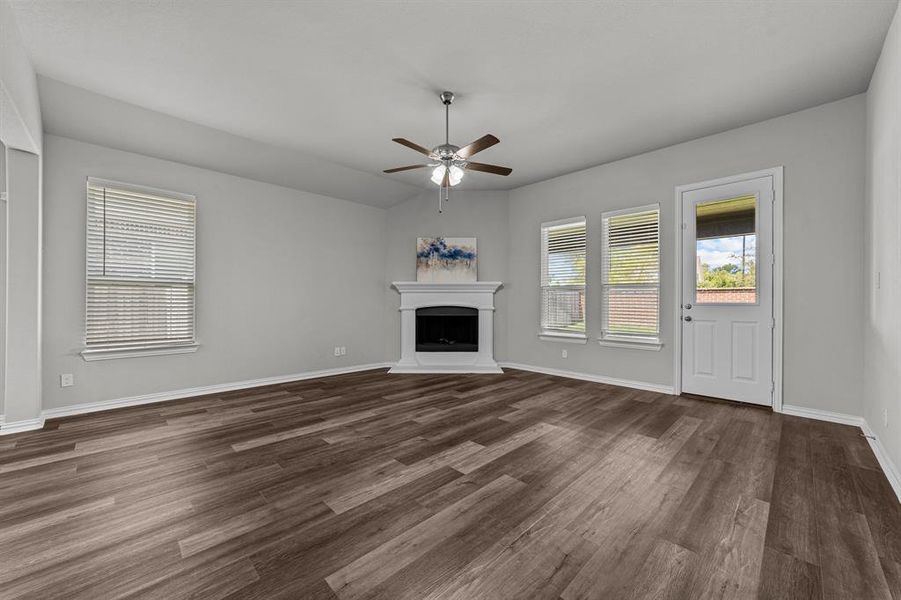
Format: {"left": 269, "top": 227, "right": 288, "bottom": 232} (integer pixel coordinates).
{"left": 390, "top": 281, "right": 503, "bottom": 374}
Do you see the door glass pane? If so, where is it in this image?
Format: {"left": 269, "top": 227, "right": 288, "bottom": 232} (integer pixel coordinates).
{"left": 695, "top": 195, "right": 756, "bottom": 304}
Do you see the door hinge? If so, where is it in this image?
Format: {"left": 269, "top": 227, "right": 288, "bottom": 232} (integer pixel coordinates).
{"left": 771, "top": 381, "right": 775, "bottom": 394}
{"left": 771, "top": 318, "right": 776, "bottom": 329}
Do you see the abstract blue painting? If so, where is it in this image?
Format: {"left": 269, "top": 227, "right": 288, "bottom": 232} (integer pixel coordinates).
{"left": 416, "top": 237, "right": 478, "bottom": 283}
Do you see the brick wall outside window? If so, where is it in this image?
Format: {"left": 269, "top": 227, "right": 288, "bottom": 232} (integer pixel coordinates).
{"left": 695, "top": 287, "right": 756, "bottom": 304}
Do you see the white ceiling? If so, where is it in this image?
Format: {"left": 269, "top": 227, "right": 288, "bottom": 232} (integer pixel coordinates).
{"left": 10, "top": 0, "right": 899, "bottom": 205}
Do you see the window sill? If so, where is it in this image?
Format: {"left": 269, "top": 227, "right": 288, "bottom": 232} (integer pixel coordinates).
{"left": 81, "top": 343, "right": 199, "bottom": 361}
{"left": 597, "top": 337, "right": 662, "bottom": 351}
{"left": 538, "top": 332, "right": 588, "bottom": 344}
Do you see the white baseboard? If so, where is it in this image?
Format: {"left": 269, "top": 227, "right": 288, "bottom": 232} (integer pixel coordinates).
{"left": 782, "top": 404, "right": 900, "bottom": 504}
{"left": 40, "top": 362, "right": 393, "bottom": 420}
{"left": 0, "top": 415, "right": 46, "bottom": 435}
{"left": 780, "top": 404, "right": 865, "bottom": 426}
{"left": 499, "top": 362, "right": 675, "bottom": 395}
{"left": 860, "top": 420, "right": 901, "bottom": 504}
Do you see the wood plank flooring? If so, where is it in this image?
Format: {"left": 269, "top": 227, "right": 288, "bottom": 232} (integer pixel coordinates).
{"left": 0, "top": 368, "right": 899, "bottom": 599}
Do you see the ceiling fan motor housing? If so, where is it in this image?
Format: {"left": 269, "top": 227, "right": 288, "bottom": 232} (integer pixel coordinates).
{"left": 433, "top": 143, "right": 460, "bottom": 161}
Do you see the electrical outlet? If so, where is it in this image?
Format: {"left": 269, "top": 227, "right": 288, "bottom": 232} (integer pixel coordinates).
{"left": 334, "top": 346, "right": 341, "bottom": 357}
{"left": 340, "top": 346, "right": 347, "bottom": 356}
{"left": 561, "top": 349, "right": 568, "bottom": 359}
{"left": 884, "top": 408, "right": 889, "bottom": 428}
{"left": 60, "top": 373, "right": 74, "bottom": 388}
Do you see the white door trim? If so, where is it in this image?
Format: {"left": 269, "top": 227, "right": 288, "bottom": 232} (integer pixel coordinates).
{"left": 673, "top": 167, "right": 784, "bottom": 412}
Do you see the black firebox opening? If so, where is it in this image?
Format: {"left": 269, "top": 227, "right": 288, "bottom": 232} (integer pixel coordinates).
{"left": 415, "top": 306, "right": 478, "bottom": 352}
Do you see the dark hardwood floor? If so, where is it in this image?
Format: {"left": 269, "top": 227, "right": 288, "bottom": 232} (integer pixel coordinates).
{"left": 1, "top": 368, "right": 899, "bottom": 599}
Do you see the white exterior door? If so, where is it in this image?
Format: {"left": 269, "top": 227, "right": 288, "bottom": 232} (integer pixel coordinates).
{"left": 680, "top": 175, "right": 774, "bottom": 406}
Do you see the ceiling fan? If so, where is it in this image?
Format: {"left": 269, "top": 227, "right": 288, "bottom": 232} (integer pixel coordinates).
{"left": 384, "top": 91, "right": 512, "bottom": 211}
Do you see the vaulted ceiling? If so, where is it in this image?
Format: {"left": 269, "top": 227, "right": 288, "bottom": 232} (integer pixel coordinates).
{"left": 10, "top": 0, "right": 899, "bottom": 206}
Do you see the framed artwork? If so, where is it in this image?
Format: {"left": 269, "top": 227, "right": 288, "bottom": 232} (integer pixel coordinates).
{"left": 416, "top": 237, "right": 477, "bottom": 282}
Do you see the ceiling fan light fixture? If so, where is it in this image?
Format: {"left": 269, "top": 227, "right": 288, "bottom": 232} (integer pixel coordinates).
{"left": 448, "top": 165, "right": 464, "bottom": 186}
{"left": 430, "top": 165, "right": 447, "bottom": 185}
{"left": 430, "top": 164, "right": 464, "bottom": 187}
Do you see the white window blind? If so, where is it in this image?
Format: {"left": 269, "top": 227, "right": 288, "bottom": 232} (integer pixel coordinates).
{"left": 601, "top": 204, "right": 660, "bottom": 341}
{"left": 86, "top": 178, "right": 196, "bottom": 351}
{"left": 540, "top": 216, "right": 587, "bottom": 336}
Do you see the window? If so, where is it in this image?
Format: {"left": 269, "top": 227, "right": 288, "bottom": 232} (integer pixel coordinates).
{"left": 695, "top": 195, "right": 757, "bottom": 304}
{"left": 540, "top": 216, "right": 587, "bottom": 339}
{"left": 601, "top": 204, "right": 660, "bottom": 347}
{"left": 83, "top": 178, "right": 197, "bottom": 359}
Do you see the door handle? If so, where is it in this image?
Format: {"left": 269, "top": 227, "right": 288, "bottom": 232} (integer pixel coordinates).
{"left": 683, "top": 316, "right": 693, "bottom": 322}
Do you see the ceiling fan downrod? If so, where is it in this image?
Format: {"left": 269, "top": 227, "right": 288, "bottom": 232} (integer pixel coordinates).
{"left": 442, "top": 90, "right": 453, "bottom": 146}
{"left": 438, "top": 91, "right": 454, "bottom": 212}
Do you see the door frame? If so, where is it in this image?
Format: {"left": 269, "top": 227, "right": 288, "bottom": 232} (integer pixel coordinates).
{"left": 672, "top": 166, "right": 784, "bottom": 412}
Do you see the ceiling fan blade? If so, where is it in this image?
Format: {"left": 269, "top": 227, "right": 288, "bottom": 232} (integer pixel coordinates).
{"left": 456, "top": 134, "right": 500, "bottom": 159}
{"left": 392, "top": 138, "right": 433, "bottom": 157}
{"left": 383, "top": 164, "right": 430, "bottom": 173}
{"left": 464, "top": 161, "right": 512, "bottom": 176}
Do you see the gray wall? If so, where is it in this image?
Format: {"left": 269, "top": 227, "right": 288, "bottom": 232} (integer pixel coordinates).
{"left": 40, "top": 94, "right": 871, "bottom": 423}
{"left": 42, "top": 135, "right": 390, "bottom": 410}
{"left": 383, "top": 190, "right": 510, "bottom": 361}
{"left": 506, "top": 95, "right": 867, "bottom": 414}
{"left": 864, "top": 5, "right": 901, "bottom": 478}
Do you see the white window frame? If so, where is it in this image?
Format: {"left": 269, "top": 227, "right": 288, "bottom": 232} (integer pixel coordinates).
{"left": 539, "top": 215, "right": 588, "bottom": 343}
{"left": 599, "top": 203, "right": 662, "bottom": 351}
{"left": 81, "top": 177, "right": 199, "bottom": 361}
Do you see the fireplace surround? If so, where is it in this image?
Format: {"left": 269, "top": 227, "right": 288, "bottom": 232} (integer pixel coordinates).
{"left": 390, "top": 281, "right": 503, "bottom": 374}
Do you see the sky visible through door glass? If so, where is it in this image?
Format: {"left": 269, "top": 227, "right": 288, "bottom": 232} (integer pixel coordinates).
{"left": 697, "top": 235, "right": 756, "bottom": 269}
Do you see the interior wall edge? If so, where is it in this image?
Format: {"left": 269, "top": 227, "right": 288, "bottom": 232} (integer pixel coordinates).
{"left": 862, "top": 0, "right": 901, "bottom": 499}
